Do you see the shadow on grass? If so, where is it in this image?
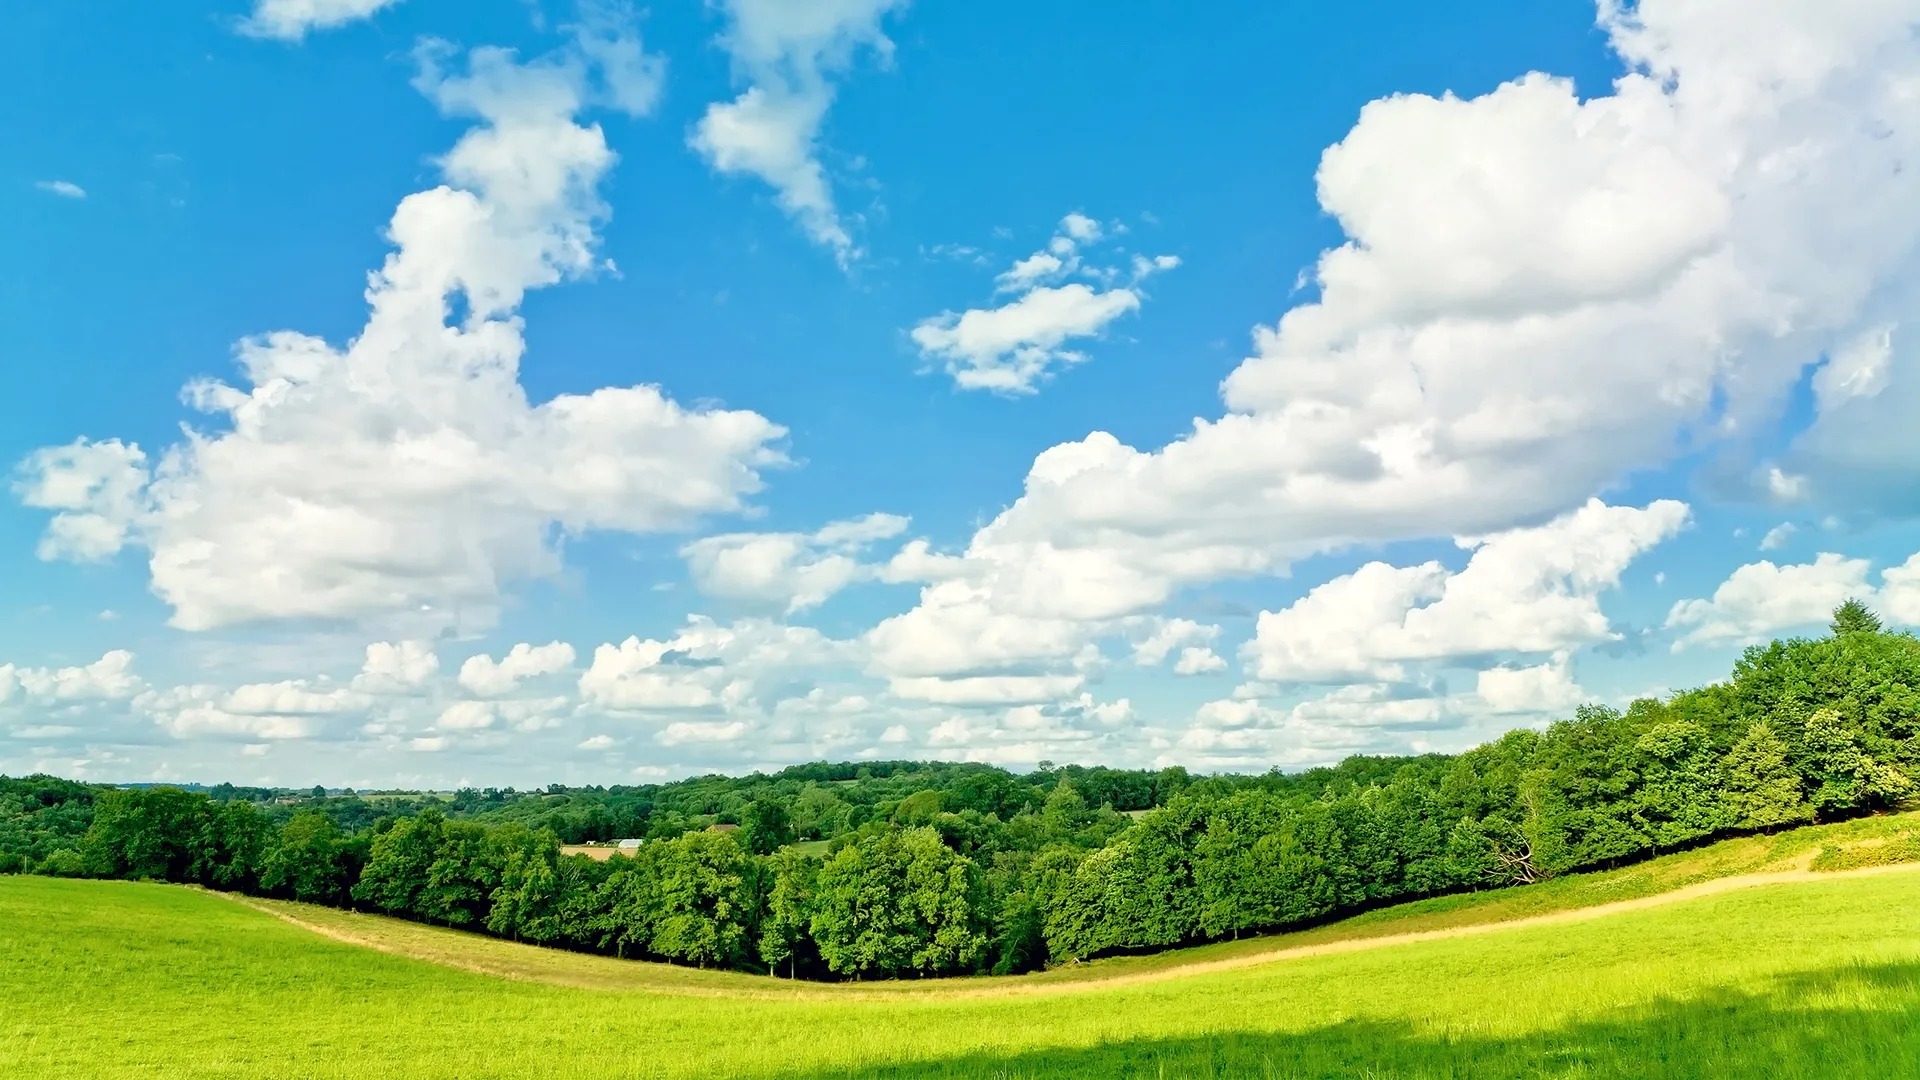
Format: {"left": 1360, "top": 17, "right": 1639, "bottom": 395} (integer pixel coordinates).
{"left": 781, "top": 963, "right": 1920, "bottom": 1080}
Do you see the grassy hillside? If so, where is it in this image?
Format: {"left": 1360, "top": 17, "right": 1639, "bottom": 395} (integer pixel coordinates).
{"left": 211, "top": 808, "right": 1920, "bottom": 995}
{"left": 5, "top": 819, "right": 1920, "bottom": 1078}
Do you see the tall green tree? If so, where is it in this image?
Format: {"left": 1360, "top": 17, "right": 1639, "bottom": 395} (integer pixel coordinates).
{"left": 742, "top": 797, "right": 794, "bottom": 856}
{"left": 260, "top": 811, "right": 351, "bottom": 904}
{"left": 82, "top": 788, "right": 209, "bottom": 882}
{"left": 486, "top": 827, "right": 565, "bottom": 941}
{"left": 650, "top": 831, "right": 754, "bottom": 968}
{"left": 1721, "top": 722, "right": 1812, "bottom": 830}
{"left": 1631, "top": 720, "right": 1733, "bottom": 850}
{"left": 353, "top": 809, "right": 446, "bottom": 919}
{"left": 1802, "top": 707, "right": 1914, "bottom": 815}
{"left": 811, "top": 827, "right": 986, "bottom": 979}
{"left": 758, "top": 850, "right": 818, "bottom": 978}
{"left": 1831, "top": 599, "right": 1883, "bottom": 636}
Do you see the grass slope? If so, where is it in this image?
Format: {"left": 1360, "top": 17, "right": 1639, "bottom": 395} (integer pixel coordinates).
{"left": 3, "top": 817, "right": 1920, "bottom": 1078}
{"left": 225, "top": 809, "right": 1920, "bottom": 996}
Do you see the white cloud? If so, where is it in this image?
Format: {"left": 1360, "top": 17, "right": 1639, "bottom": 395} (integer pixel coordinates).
{"left": 578, "top": 616, "right": 855, "bottom": 713}
{"left": 912, "top": 213, "right": 1177, "bottom": 394}
{"left": 1172, "top": 647, "right": 1228, "bottom": 676}
{"left": 34, "top": 180, "right": 85, "bottom": 199}
{"left": 0, "top": 651, "right": 143, "bottom": 706}
{"left": 691, "top": 0, "right": 908, "bottom": 261}
{"left": 1059, "top": 212, "right": 1101, "bottom": 244}
{"left": 353, "top": 641, "right": 440, "bottom": 694}
{"left": 1667, "top": 551, "right": 1878, "bottom": 647}
{"left": 1475, "top": 653, "right": 1587, "bottom": 714}
{"left": 139, "top": 685, "right": 314, "bottom": 742}
{"left": 238, "top": 0, "right": 404, "bottom": 41}
{"left": 895, "top": 693, "right": 1134, "bottom": 765}
{"left": 12, "top": 439, "right": 149, "bottom": 562}
{"left": 222, "top": 680, "right": 364, "bottom": 715}
{"left": 458, "top": 642, "right": 577, "bottom": 697}
{"left": 875, "top": 1, "right": 1920, "bottom": 712}
{"left": 657, "top": 719, "right": 749, "bottom": 746}
{"left": 885, "top": 674, "right": 1086, "bottom": 706}
{"left": 1245, "top": 499, "right": 1688, "bottom": 683}
{"left": 1130, "top": 618, "right": 1220, "bottom": 666}
{"left": 682, "top": 512, "right": 907, "bottom": 611}
{"left": 1176, "top": 685, "right": 1450, "bottom": 772}
{"left": 435, "top": 701, "right": 497, "bottom": 731}
{"left": 867, "top": 578, "right": 1094, "bottom": 684}
{"left": 1129, "top": 618, "right": 1228, "bottom": 678}
{"left": 19, "top": 25, "right": 782, "bottom": 634}
{"left": 578, "top": 733, "right": 615, "bottom": 750}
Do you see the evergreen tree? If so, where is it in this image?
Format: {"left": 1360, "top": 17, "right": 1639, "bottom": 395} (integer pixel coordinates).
{"left": 1831, "top": 598, "right": 1883, "bottom": 636}
{"left": 1721, "top": 722, "right": 1812, "bottom": 830}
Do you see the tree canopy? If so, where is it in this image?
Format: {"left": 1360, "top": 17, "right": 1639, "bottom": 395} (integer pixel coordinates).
{"left": 5, "top": 603, "right": 1917, "bottom": 980}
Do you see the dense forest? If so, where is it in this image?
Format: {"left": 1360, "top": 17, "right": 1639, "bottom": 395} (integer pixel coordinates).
{"left": 4, "top": 602, "right": 1916, "bottom": 981}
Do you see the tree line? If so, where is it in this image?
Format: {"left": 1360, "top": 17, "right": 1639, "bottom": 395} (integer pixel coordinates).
{"left": 3, "top": 602, "right": 1915, "bottom": 980}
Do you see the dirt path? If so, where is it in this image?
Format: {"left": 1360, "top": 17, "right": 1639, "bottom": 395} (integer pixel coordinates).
{"left": 217, "top": 860, "right": 1920, "bottom": 1001}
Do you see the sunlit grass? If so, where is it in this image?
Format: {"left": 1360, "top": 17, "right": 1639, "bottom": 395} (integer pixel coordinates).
{"left": 4, "top": 831, "right": 1919, "bottom": 1078}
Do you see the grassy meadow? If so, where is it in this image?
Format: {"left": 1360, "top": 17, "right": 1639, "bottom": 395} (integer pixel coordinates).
{"left": 4, "top": 816, "right": 1920, "bottom": 1079}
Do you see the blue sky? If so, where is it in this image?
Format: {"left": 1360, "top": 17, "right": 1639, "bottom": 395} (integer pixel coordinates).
{"left": 5, "top": 0, "right": 1920, "bottom": 788}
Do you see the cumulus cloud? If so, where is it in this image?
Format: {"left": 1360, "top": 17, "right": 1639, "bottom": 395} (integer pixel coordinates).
{"left": 578, "top": 616, "right": 856, "bottom": 713}
{"left": 874, "top": 1, "right": 1920, "bottom": 712}
{"left": 1246, "top": 500, "right": 1688, "bottom": 682}
{"left": 34, "top": 180, "right": 85, "bottom": 199}
{"left": 12, "top": 439, "right": 149, "bottom": 562}
{"left": 681, "top": 512, "right": 907, "bottom": 611}
{"left": 136, "top": 676, "right": 352, "bottom": 741}
{"left": 1475, "top": 653, "right": 1587, "bottom": 713}
{"left": 1759, "top": 522, "right": 1797, "bottom": 551}
{"left": 142, "top": 692, "right": 317, "bottom": 741}
{"left": 886, "top": 673, "right": 1088, "bottom": 706}
{"left": 434, "top": 700, "right": 498, "bottom": 732}
{"left": 18, "top": 22, "right": 781, "bottom": 634}
{"left": 1177, "top": 686, "right": 1448, "bottom": 771}
{"left": 691, "top": 0, "right": 908, "bottom": 261}
{"left": 1172, "top": 648, "right": 1228, "bottom": 676}
{"left": 1664, "top": 550, "right": 1914, "bottom": 647}
{"left": 0, "top": 651, "right": 143, "bottom": 707}
{"left": 658, "top": 719, "right": 750, "bottom": 746}
{"left": 1131, "top": 618, "right": 1219, "bottom": 666}
{"left": 912, "top": 213, "right": 1178, "bottom": 394}
{"left": 238, "top": 0, "right": 404, "bottom": 41}
{"left": 352, "top": 641, "right": 440, "bottom": 694}
{"left": 908, "top": 693, "right": 1135, "bottom": 764}
{"left": 458, "top": 642, "right": 577, "bottom": 697}
{"left": 221, "top": 680, "right": 365, "bottom": 715}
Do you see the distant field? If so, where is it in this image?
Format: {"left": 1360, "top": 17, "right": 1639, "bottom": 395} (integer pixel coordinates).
{"left": 5, "top": 817, "right": 1920, "bottom": 1078}
{"left": 559, "top": 838, "right": 835, "bottom": 861}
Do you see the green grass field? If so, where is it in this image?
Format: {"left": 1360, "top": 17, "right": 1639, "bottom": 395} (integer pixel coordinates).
{"left": 5, "top": 817, "right": 1920, "bottom": 1079}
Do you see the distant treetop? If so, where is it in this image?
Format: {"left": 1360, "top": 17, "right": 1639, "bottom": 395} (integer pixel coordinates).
{"left": 1831, "top": 598, "right": 1884, "bottom": 636}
